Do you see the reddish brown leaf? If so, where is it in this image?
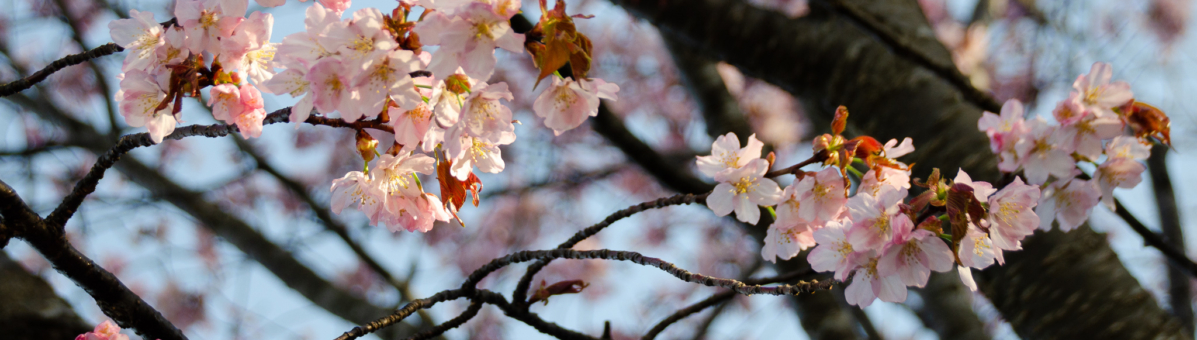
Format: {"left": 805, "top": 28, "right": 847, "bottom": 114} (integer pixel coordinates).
{"left": 831, "top": 105, "right": 849, "bottom": 135}
{"left": 436, "top": 157, "right": 484, "bottom": 222}
{"left": 527, "top": 279, "right": 589, "bottom": 305}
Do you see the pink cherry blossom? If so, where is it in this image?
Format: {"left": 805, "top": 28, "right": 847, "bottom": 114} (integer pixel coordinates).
{"left": 262, "top": 68, "right": 315, "bottom": 127}
{"left": 1036, "top": 177, "right": 1100, "bottom": 231}
{"left": 118, "top": 70, "right": 177, "bottom": 143}
{"left": 391, "top": 103, "right": 434, "bottom": 152}
{"left": 255, "top": 0, "right": 285, "bottom": 7}
{"left": 370, "top": 153, "right": 452, "bottom": 232}
{"left": 1072, "top": 62, "right": 1134, "bottom": 118}
{"left": 329, "top": 8, "right": 399, "bottom": 77}
{"left": 1105, "top": 136, "right": 1152, "bottom": 161}
{"left": 233, "top": 84, "right": 267, "bottom": 139}
{"left": 877, "top": 223, "right": 953, "bottom": 287}
{"left": 149, "top": 27, "right": 189, "bottom": 74}
{"left": 985, "top": 177, "right": 1040, "bottom": 251}
{"left": 445, "top": 81, "right": 516, "bottom": 148}
{"left": 845, "top": 185, "right": 909, "bottom": 250}
{"left": 175, "top": 0, "right": 246, "bottom": 55}
{"left": 695, "top": 132, "right": 765, "bottom": 179}
{"left": 1056, "top": 114, "right": 1124, "bottom": 161}
{"left": 208, "top": 84, "right": 244, "bottom": 122}
{"left": 858, "top": 167, "right": 911, "bottom": 197}
{"left": 449, "top": 136, "right": 506, "bottom": 179}
{"left": 978, "top": 99, "right": 1028, "bottom": 171}
{"left": 109, "top": 9, "right": 165, "bottom": 72}
{"left": 762, "top": 222, "right": 815, "bottom": 263}
{"left": 532, "top": 77, "right": 620, "bottom": 135}
{"left": 958, "top": 223, "right": 998, "bottom": 269}
{"left": 276, "top": 3, "right": 340, "bottom": 69}
{"left": 844, "top": 253, "right": 906, "bottom": 307}
{"left": 794, "top": 167, "right": 847, "bottom": 222}
{"left": 808, "top": 220, "right": 859, "bottom": 281}
{"left": 351, "top": 49, "right": 423, "bottom": 119}
{"left": 219, "top": 11, "right": 278, "bottom": 85}
{"left": 882, "top": 137, "right": 915, "bottom": 158}
{"left": 307, "top": 57, "right": 356, "bottom": 117}
{"left": 952, "top": 169, "right": 994, "bottom": 202}
{"left": 1095, "top": 157, "right": 1145, "bottom": 210}
{"left": 1014, "top": 117, "right": 1075, "bottom": 185}
{"left": 415, "top": 2, "right": 525, "bottom": 80}
{"left": 330, "top": 170, "right": 385, "bottom": 219}
{"left": 958, "top": 266, "right": 978, "bottom": 292}
{"left": 76, "top": 320, "right": 130, "bottom": 340}
{"left": 382, "top": 193, "right": 453, "bottom": 233}
{"left": 319, "top": 0, "right": 351, "bottom": 15}
{"left": 706, "top": 159, "right": 783, "bottom": 224}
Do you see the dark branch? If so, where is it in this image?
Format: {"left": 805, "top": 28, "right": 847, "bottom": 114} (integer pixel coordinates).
{"left": 0, "top": 43, "right": 123, "bottom": 97}
{"left": 405, "top": 301, "right": 483, "bottom": 340}
{"left": 642, "top": 268, "right": 818, "bottom": 340}
{"left": 510, "top": 193, "right": 709, "bottom": 306}
{"left": 44, "top": 107, "right": 388, "bottom": 228}
{"left": 0, "top": 180, "right": 185, "bottom": 340}
{"left": 1148, "top": 145, "right": 1191, "bottom": 331}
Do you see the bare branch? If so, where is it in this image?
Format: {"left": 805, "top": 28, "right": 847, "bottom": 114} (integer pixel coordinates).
{"left": 1148, "top": 145, "right": 1192, "bottom": 331}
{"left": 405, "top": 301, "right": 483, "bottom": 340}
{"left": 511, "top": 193, "right": 709, "bottom": 305}
{"left": 642, "top": 268, "right": 818, "bottom": 340}
{"left": 0, "top": 43, "right": 123, "bottom": 97}
{"left": 0, "top": 179, "right": 185, "bottom": 340}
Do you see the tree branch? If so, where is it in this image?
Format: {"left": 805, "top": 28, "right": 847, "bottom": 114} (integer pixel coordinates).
{"left": 1148, "top": 145, "right": 1192, "bottom": 331}
{"left": 0, "top": 179, "right": 186, "bottom": 340}
{"left": 0, "top": 43, "right": 123, "bottom": 97}
{"left": 511, "top": 193, "right": 709, "bottom": 306}
{"left": 642, "top": 268, "right": 818, "bottom": 340}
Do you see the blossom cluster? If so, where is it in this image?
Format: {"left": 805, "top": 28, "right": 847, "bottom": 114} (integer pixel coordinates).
{"left": 75, "top": 320, "right": 138, "bottom": 340}
{"left": 695, "top": 107, "right": 1045, "bottom": 307}
{"left": 107, "top": 0, "right": 620, "bottom": 233}
{"left": 978, "top": 62, "right": 1162, "bottom": 232}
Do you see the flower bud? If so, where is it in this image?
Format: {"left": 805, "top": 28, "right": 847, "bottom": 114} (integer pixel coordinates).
{"left": 356, "top": 130, "right": 378, "bottom": 163}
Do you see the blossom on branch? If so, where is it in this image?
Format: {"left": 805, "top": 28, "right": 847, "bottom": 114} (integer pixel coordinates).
{"left": 109, "top": 9, "right": 166, "bottom": 73}
{"left": 706, "top": 159, "right": 782, "bottom": 224}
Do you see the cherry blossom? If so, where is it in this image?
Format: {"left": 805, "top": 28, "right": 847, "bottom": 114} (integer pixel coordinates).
{"left": 1014, "top": 117, "right": 1075, "bottom": 185}
{"left": 695, "top": 132, "right": 765, "bottom": 179}
{"left": 262, "top": 68, "right": 315, "bottom": 127}
{"left": 844, "top": 253, "right": 906, "bottom": 307}
{"left": 952, "top": 169, "right": 995, "bottom": 202}
{"left": 219, "top": 11, "right": 278, "bottom": 85}
{"left": 958, "top": 222, "right": 999, "bottom": 269}
{"left": 705, "top": 159, "right": 783, "bottom": 224}
{"left": 255, "top": 0, "right": 286, "bottom": 7}
{"left": 109, "top": 9, "right": 165, "bottom": 72}
{"left": 391, "top": 103, "right": 434, "bottom": 152}
{"left": 977, "top": 99, "right": 1027, "bottom": 171}
{"left": 1072, "top": 62, "right": 1134, "bottom": 118}
{"left": 1036, "top": 177, "right": 1101, "bottom": 231}
{"left": 307, "top": 57, "right": 357, "bottom": 117}
{"left": 449, "top": 135, "right": 506, "bottom": 180}
{"left": 882, "top": 137, "right": 915, "bottom": 158}
{"left": 319, "top": 0, "right": 351, "bottom": 15}
{"left": 148, "top": 26, "right": 189, "bottom": 75}
{"left": 276, "top": 3, "right": 341, "bottom": 69}
{"left": 858, "top": 167, "right": 911, "bottom": 197}
{"left": 794, "top": 167, "right": 847, "bottom": 222}
{"left": 1056, "top": 113, "right": 1124, "bottom": 161}
{"left": 763, "top": 184, "right": 817, "bottom": 262}
{"left": 329, "top": 8, "right": 399, "bottom": 78}
{"left": 808, "top": 220, "right": 858, "bottom": 281}
{"left": 351, "top": 49, "right": 423, "bottom": 119}
{"left": 532, "top": 77, "right": 620, "bottom": 135}
{"left": 1095, "top": 138, "right": 1148, "bottom": 209}
{"left": 877, "top": 222, "right": 953, "bottom": 287}
{"left": 117, "top": 70, "right": 177, "bottom": 143}
{"left": 233, "top": 84, "right": 267, "bottom": 138}
{"left": 208, "top": 84, "right": 244, "bottom": 122}
{"left": 415, "top": 2, "right": 525, "bottom": 80}
{"left": 330, "top": 171, "right": 385, "bottom": 220}
{"left": 985, "top": 177, "right": 1040, "bottom": 251}
{"left": 175, "top": 0, "right": 246, "bottom": 55}
{"left": 1105, "top": 135, "right": 1152, "bottom": 161}
{"left": 845, "top": 185, "right": 909, "bottom": 250}
{"left": 444, "top": 81, "right": 516, "bottom": 147}
{"left": 371, "top": 153, "right": 452, "bottom": 232}
{"left": 75, "top": 320, "right": 129, "bottom": 340}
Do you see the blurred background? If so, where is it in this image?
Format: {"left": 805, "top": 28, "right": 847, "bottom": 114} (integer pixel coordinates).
{"left": 2, "top": 0, "right": 1197, "bottom": 339}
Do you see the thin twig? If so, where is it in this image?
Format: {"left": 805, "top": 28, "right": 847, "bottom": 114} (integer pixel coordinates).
{"left": 510, "top": 193, "right": 709, "bottom": 306}
{"left": 1114, "top": 199, "right": 1197, "bottom": 278}
{"left": 1147, "top": 145, "right": 1191, "bottom": 331}
{"left": 0, "top": 43, "right": 124, "bottom": 97}
{"left": 405, "top": 301, "right": 483, "bottom": 340}
{"left": 44, "top": 107, "right": 388, "bottom": 228}
{"left": 642, "top": 268, "right": 818, "bottom": 340}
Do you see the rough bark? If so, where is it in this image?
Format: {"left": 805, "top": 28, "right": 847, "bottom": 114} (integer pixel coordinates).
{"left": 1149, "top": 145, "right": 1193, "bottom": 332}
{"left": 606, "top": 0, "right": 1188, "bottom": 338}
{"left": 0, "top": 251, "right": 93, "bottom": 340}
